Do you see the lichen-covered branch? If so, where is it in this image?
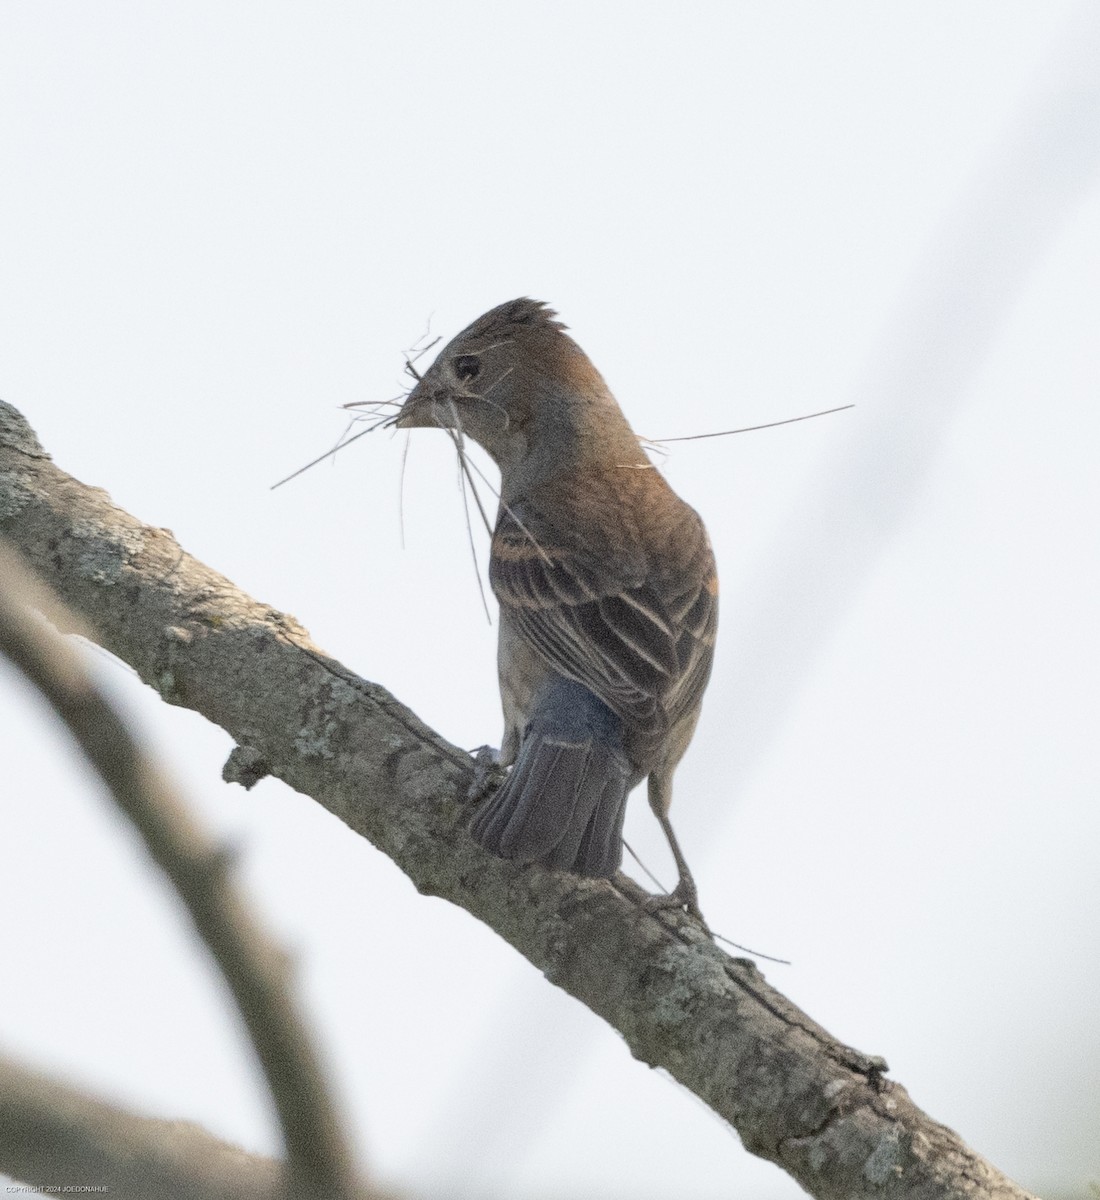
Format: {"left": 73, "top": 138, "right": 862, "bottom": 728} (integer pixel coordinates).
{"left": 0, "top": 400, "right": 1035, "bottom": 1200}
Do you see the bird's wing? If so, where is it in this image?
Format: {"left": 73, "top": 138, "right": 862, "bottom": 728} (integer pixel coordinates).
{"left": 490, "top": 508, "right": 717, "bottom": 734}
{"left": 656, "top": 546, "right": 719, "bottom": 730}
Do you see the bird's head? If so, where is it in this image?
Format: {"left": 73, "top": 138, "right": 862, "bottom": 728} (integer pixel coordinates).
{"left": 394, "top": 298, "right": 641, "bottom": 484}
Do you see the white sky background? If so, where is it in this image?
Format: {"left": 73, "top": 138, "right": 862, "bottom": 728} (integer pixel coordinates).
{"left": 1, "top": 3, "right": 1099, "bottom": 1198}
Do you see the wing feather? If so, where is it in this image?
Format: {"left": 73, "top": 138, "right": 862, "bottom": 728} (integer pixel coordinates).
{"left": 491, "top": 506, "right": 717, "bottom": 737}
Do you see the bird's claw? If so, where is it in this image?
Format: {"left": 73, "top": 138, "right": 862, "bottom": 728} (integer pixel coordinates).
{"left": 467, "top": 745, "right": 507, "bottom": 802}
{"left": 644, "top": 881, "right": 709, "bottom": 933}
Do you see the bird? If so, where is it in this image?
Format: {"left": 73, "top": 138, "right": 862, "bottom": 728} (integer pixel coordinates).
{"left": 394, "top": 298, "right": 717, "bottom": 920}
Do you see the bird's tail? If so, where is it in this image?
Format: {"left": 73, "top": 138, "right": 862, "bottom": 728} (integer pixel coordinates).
{"left": 470, "top": 678, "right": 632, "bottom": 878}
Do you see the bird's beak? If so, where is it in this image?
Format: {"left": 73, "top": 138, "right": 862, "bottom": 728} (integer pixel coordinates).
{"left": 394, "top": 383, "right": 437, "bottom": 429}
{"left": 395, "top": 382, "right": 461, "bottom": 431}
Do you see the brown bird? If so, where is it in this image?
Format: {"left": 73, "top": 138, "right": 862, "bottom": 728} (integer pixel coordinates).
{"left": 395, "top": 299, "right": 717, "bottom": 919}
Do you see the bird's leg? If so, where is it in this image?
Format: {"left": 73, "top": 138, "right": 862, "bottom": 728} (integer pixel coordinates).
{"left": 645, "top": 810, "right": 708, "bottom": 930}
{"left": 643, "top": 774, "right": 709, "bottom": 931}
{"left": 467, "top": 745, "right": 508, "bottom": 802}
{"left": 469, "top": 719, "right": 521, "bottom": 802}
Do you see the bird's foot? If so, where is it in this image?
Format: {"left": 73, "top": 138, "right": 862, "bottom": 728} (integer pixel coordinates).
{"left": 467, "top": 745, "right": 507, "bottom": 802}
{"left": 644, "top": 879, "right": 710, "bottom": 934}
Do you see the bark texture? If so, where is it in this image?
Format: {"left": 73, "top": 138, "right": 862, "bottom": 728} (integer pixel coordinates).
{"left": 0, "top": 400, "right": 1035, "bottom": 1200}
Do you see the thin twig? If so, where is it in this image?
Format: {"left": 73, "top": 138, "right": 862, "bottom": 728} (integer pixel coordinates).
{"left": 398, "top": 431, "right": 411, "bottom": 551}
{"left": 449, "top": 446, "right": 553, "bottom": 566}
{"left": 622, "top": 842, "right": 791, "bottom": 965}
{"left": 270, "top": 423, "right": 376, "bottom": 490}
{"left": 649, "top": 404, "right": 855, "bottom": 444}
{"left": 444, "top": 409, "right": 492, "bottom": 624}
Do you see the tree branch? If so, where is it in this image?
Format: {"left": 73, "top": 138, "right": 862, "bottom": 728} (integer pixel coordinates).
{"left": 0, "top": 399, "right": 1035, "bottom": 1200}
{"left": 0, "top": 1051, "right": 392, "bottom": 1200}
{"left": 0, "top": 536, "right": 354, "bottom": 1199}
{"left": 0, "top": 1049, "right": 284, "bottom": 1200}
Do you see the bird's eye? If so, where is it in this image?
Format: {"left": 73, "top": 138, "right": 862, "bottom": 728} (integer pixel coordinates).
{"left": 453, "top": 354, "right": 481, "bottom": 381}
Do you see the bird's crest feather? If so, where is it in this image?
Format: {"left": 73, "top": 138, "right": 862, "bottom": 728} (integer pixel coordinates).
{"left": 465, "top": 297, "right": 567, "bottom": 341}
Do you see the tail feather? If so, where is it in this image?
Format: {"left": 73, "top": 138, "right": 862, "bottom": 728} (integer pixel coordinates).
{"left": 470, "top": 680, "right": 631, "bottom": 878}
{"left": 575, "top": 777, "right": 629, "bottom": 877}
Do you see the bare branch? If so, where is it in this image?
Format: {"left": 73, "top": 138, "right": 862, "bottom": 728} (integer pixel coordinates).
{"left": 0, "top": 528, "right": 355, "bottom": 1200}
{"left": 0, "top": 1052, "right": 393, "bottom": 1200}
{"left": 0, "top": 400, "right": 1035, "bottom": 1200}
{"left": 0, "top": 1050, "right": 283, "bottom": 1200}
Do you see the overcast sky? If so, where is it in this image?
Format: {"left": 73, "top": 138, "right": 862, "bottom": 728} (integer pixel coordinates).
{"left": 2, "top": 4, "right": 1099, "bottom": 1198}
